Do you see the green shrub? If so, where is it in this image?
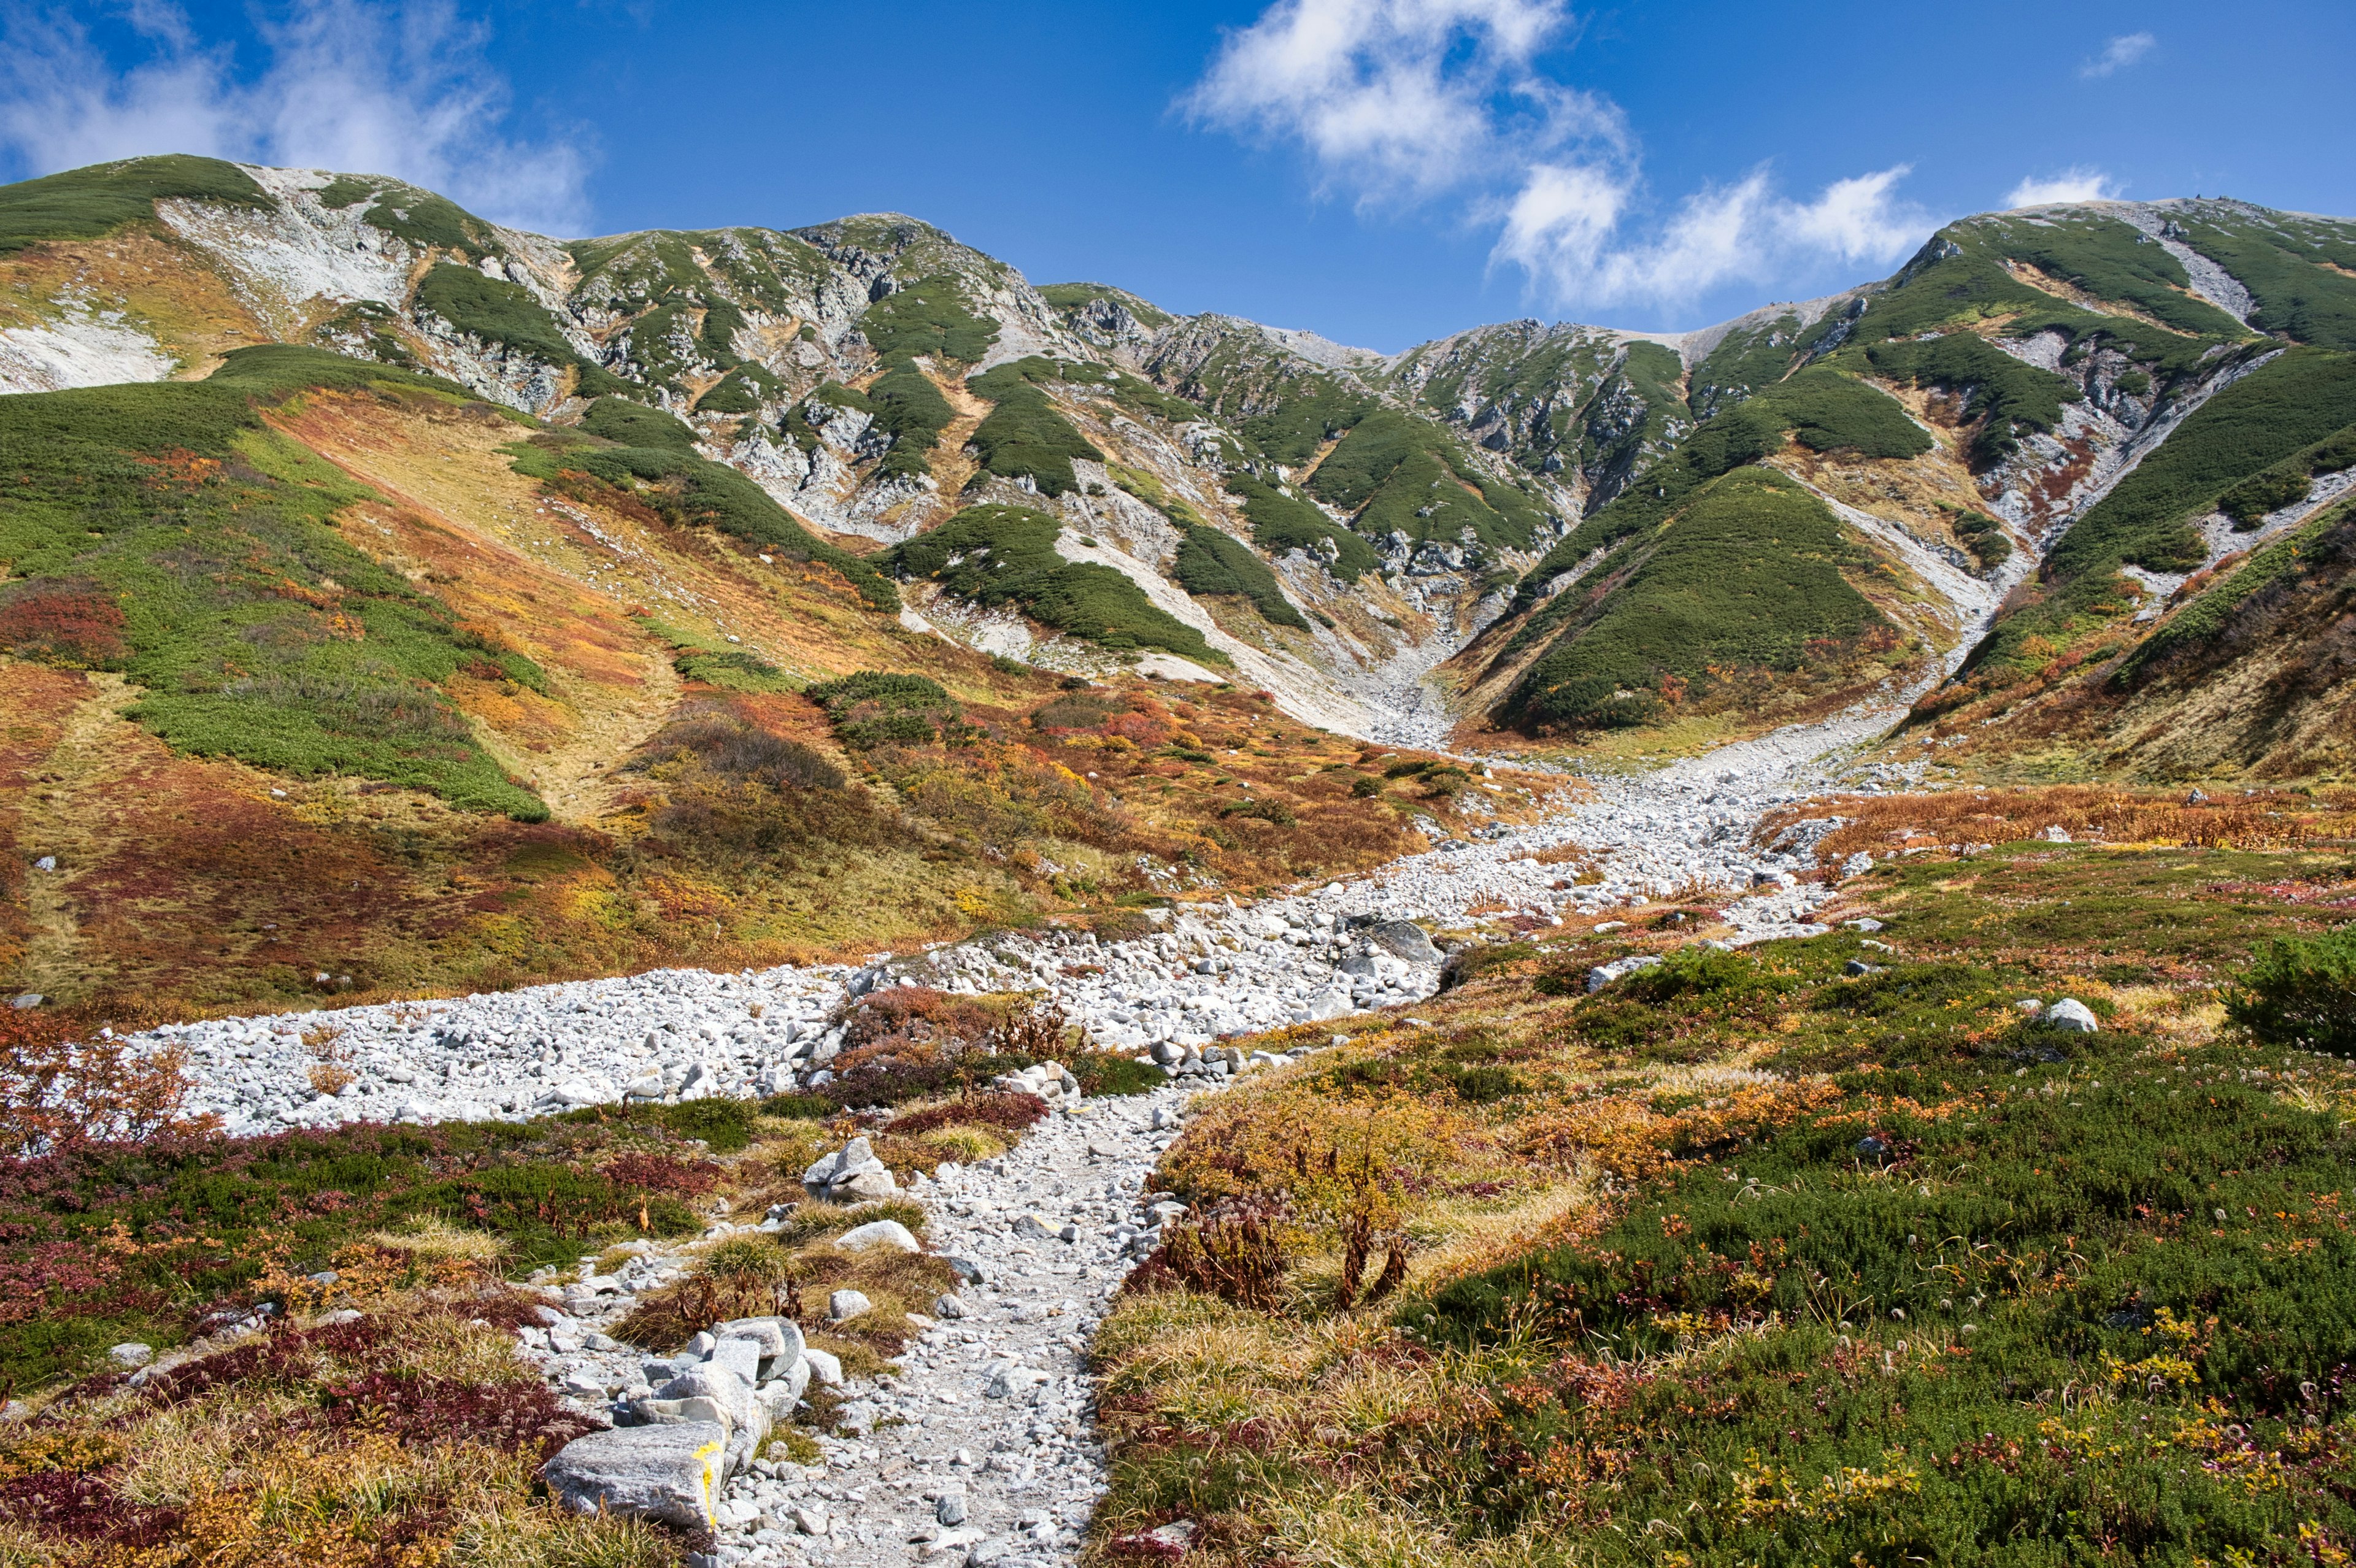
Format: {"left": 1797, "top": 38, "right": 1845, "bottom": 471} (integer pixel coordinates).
{"left": 0, "top": 348, "right": 548, "bottom": 818}
{"left": 1861, "top": 334, "right": 2079, "bottom": 463}
{"left": 1305, "top": 407, "right": 1544, "bottom": 551}
{"left": 653, "top": 1097, "right": 759, "bottom": 1153}
{"left": 869, "top": 359, "right": 956, "bottom": 478}
{"left": 858, "top": 274, "right": 997, "bottom": 363}
{"left": 966, "top": 359, "right": 1103, "bottom": 496}
{"left": 0, "top": 154, "right": 268, "bottom": 255}
{"left": 1748, "top": 367, "right": 1932, "bottom": 459}
{"left": 674, "top": 648, "right": 796, "bottom": 693}
{"left": 1506, "top": 469, "right": 1889, "bottom": 733}
{"left": 1172, "top": 525, "right": 1309, "bottom": 629}
{"left": 1070, "top": 1053, "right": 1170, "bottom": 1096}
{"left": 1350, "top": 775, "right": 1382, "bottom": 798}
{"left": 1223, "top": 474, "right": 1381, "bottom": 581}
{"left": 581, "top": 397, "right": 696, "bottom": 450}
{"left": 2217, "top": 424, "right": 2356, "bottom": 526}
{"left": 806, "top": 670, "right": 959, "bottom": 750}
{"left": 693, "top": 364, "right": 779, "bottom": 415}
{"left": 2225, "top": 920, "right": 2356, "bottom": 1053}
{"left": 414, "top": 264, "right": 623, "bottom": 393}
{"left": 888, "top": 505, "right": 1220, "bottom": 661}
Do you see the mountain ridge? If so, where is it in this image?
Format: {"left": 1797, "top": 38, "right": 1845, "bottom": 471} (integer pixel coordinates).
{"left": 3, "top": 154, "right": 2353, "bottom": 790}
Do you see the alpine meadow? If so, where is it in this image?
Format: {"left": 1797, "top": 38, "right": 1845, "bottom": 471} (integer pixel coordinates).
{"left": 0, "top": 53, "right": 2351, "bottom": 1568}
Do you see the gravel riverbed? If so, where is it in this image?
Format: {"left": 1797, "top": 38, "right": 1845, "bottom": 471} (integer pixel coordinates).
{"left": 119, "top": 704, "right": 1916, "bottom": 1566}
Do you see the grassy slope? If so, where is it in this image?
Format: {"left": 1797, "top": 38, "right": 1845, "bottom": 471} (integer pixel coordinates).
{"left": 887, "top": 504, "right": 1212, "bottom": 659}
{"left": 1501, "top": 468, "right": 1897, "bottom": 733}
{"left": 0, "top": 347, "right": 547, "bottom": 818}
{"left": 1095, "top": 791, "right": 2356, "bottom": 1567}
{"left": 0, "top": 155, "right": 268, "bottom": 255}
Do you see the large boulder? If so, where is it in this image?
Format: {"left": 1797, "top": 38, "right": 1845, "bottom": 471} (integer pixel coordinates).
{"left": 634, "top": 1363, "right": 765, "bottom": 1447}
{"left": 836, "top": 1219, "right": 922, "bottom": 1252}
{"left": 716, "top": 1315, "right": 806, "bottom": 1377}
{"left": 804, "top": 1137, "right": 897, "bottom": 1202}
{"left": 1366, "top": 920, "right": 1442, "bottom": 966}
{"left": 544, "top": 1423, "right": 727, "bottom": 1529}
{"left": 2044, "top": 997, "right": 2100, "bottom": 1033}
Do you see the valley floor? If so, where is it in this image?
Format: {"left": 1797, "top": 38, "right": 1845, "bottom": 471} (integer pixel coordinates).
{"left": 9, "top": 695, "right": 2351, "bottom": 1568}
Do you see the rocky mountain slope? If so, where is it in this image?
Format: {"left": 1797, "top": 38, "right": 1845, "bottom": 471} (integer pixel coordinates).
{"left": 4, "top": 158, "right": 2355, "bottom": 1020}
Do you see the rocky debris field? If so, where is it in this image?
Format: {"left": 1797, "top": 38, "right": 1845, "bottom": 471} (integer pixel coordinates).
{"left": 108, "top": 705, "right": 1910, "bottom": 1567}
{"left": 141, "top": 710, "right": 1889, "bottom": 1137}
{"left": 520, "top": 1079, "right": 1216, "bottom": 1568}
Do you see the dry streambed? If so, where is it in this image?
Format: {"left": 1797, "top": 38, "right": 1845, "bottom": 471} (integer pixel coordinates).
{"left": 115, "top": 707, "right": 1897, "bottom": 1566}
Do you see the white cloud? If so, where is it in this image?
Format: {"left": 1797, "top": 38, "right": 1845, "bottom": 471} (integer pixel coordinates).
{"left": 1187, "top": 0, "right": 1620, "bottom": 207}
{"left": 2005, "top": 167, "right": 2122, "bottom": 207}
{"left": 0, "top": 1, "right": 591, "bottom": 236}
{"left": 1496, "top": 163, "right": 1927, "bottom": 309}
{"left": 1190, "top": 0, "right": 1933, "bottom": 313}
{"left": 2079, "top": 31, "right": 2155, "bottom": 79}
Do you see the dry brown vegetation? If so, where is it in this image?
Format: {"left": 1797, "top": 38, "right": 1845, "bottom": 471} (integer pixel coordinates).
{"left": 1759, "top": 783, "right": 2356, "bottom": 869}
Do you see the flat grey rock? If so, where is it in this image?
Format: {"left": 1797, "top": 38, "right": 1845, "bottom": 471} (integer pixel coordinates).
{"left": 544, "top": 1422, "right": 728, "bottom": 1530}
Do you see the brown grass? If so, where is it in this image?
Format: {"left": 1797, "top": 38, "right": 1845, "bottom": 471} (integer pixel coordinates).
{"left": 1759, "top": 784, "right": 2356, "bottom": 867}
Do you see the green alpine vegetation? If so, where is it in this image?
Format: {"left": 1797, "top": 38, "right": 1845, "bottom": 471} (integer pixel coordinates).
{"left": 2169, "top": 207, "right": 2356, "bottom": 352}
{"left": 1038, "top": 282, "right": 1174, "bottom": 330}
{"left": 0, "top": 153, "right": 268, "bottom": 255}
{"left": 519, "top": 398, "right": 898, "bottom": 611}
{"left": 2217, "top": 423, "right": 2356, "bottom": 526}
{"left": 1223, "top": 474, "right": 1382, "bottom": 581}
{"left": 317, "top": 177, "right": 501, "bottom": 261}
{"left": 693, "top": 361, "right": 781, "bottom": 414}
{"left": 966, "top": 358, "right": 1104, "bottom": 497}
{"left": 1306, "top": 407, "right": 1551, "bottom": 552}
{"left": 412, "top": 263, "right": 626, "bottom": 395}
{"left": 1504, "top": 468, "right": 1892, "bottom": 734}
{"left": 887, "top": 504, "right": 1218, "bottom": 661}
{"left": 2110, "top": 497, "right": 2355, "bottom": 693}
{"left": 1966, "top": 348, "right": 2356, "bottom": 682}
{"left": 1689, "top": 313, "right": 1814, "bottom": 420}
{"left": 869, "top": 360, "right": 958, "bottom": 478}
{"left": 857, "top": 273, "right": 998, "bottom": 363}
{"left": 1510, "top": 370, "right": 1925, "bottom": 618}
{"left": 1859, "top": 333, "right": 2082, "bottom": 464}
{"left": 1172, "top": 524, "right": 1311, "bottom": 630}
{"left": 0, "top": 345, "right": 548, "bottom": 817}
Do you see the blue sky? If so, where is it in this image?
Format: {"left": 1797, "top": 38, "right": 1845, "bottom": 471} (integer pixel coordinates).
{"left": 2, "top": 0, "right": 2350, "bottom": 350}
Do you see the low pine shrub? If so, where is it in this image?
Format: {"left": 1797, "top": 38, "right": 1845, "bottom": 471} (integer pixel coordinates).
{"left": 2227, "top": 923, "right": 2356, "bottom": 1053}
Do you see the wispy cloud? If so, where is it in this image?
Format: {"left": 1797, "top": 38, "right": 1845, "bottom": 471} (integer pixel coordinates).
{"left": 1187, "top": 0, "right": 1933, "bottom": 315}
{"left": 2079, "top": 31, "right": 2155, "bottom": 79}
{"left": 0, "top": 1, "right": 591, "bottom": 235}
{"left": 2005, "top": 167, "right": 2122, "bottom": 207}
